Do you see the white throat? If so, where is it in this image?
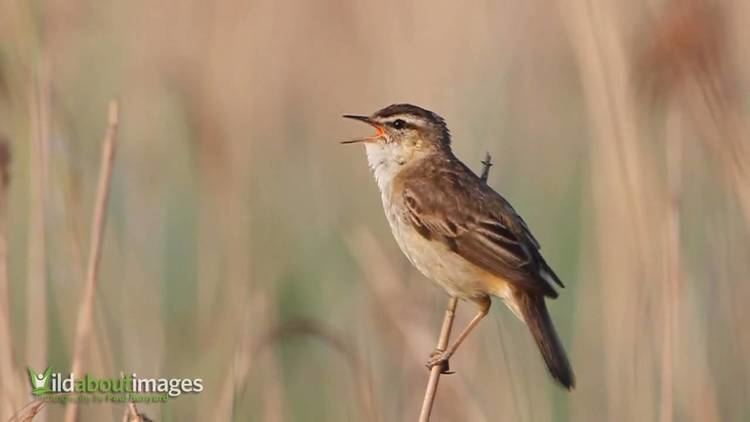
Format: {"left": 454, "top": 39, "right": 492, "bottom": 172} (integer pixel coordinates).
{"left": 365, "top": 143, "right": 400, "bottom": 195}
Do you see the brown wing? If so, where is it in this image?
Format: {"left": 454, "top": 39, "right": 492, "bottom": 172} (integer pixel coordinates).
{"left": 400, "top": 162, "right": 561, "bottom": 298}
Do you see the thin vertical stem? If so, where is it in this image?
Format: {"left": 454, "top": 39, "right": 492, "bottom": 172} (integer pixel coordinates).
{"left": 480, "top": 152, "right": 493, "bottom": 182}
{"left": 64, "top": 101, "right": 119, "bottom": 422}
{"left": 419, "top": 297, "right": 458, "bottom": 422}
{"left": 27, "top": 70, "right": 50, "bottom": 388}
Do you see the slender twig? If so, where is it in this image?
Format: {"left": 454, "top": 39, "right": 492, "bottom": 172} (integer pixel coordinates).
{"left": 122, "top": 402, "right": 151, "bottom": 422}
{"left": 7, "top": 400, "right": 44, "bottom": 422}
{"left": 119, "top": 371, "right": 150, "bottom": 422}
{"left": 418, "top": 154, "right": 493, "bottom": 422}
{"left": 63, "top": 101, "right": 119, "bottom": 422}
{"left": 418, "top": 297, "right": 458, "bottom": 422}
{"left": 480, "top": 152, "right": 492, "bottom": 182}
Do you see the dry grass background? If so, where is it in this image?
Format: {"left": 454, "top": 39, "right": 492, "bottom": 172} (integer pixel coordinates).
{"left": 0, "top": 0, "right": 749, "bottom": 420}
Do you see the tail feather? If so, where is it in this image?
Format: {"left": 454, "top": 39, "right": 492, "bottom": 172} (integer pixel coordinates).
{"left": 515, "top": 291, "right": 575, "bottom": 389}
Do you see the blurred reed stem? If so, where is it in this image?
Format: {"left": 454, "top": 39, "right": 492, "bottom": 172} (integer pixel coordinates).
{"left": 659, "top": 104, "right": 684, "bottom": 422}
{"left": 26, "top": 67, "right": 50, "bottom": 401}
{"left": 215, "top": 292, "right": 275, "bottom": 421}
{"left": 693, "top": 72, "right": 750, "bottom": 226}
{"left": 0, "top": 139, "right": 20, "bottom": 420}
{"left": 64, "top": 101, "right": 119, "bottom": 422}
{"left": 563, "top": 0, "right": 662, "bottom": 418}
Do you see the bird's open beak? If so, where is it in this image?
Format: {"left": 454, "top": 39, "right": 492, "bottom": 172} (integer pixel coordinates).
{"left": 341, "top": 115, "right": 385, "bottom": 144}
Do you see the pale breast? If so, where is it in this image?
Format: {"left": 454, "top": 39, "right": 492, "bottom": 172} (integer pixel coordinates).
{"left": 383, "top": 201, "right": 507, "bottom": 301}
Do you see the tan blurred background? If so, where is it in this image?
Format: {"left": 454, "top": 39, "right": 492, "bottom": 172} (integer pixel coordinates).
{"left": 1, "top": 0, "right": 749, "bottom": 420}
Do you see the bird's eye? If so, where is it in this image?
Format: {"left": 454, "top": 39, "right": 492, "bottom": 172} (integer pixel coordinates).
{"left": 391, "top": 119, "right": 406, "bottom": 129}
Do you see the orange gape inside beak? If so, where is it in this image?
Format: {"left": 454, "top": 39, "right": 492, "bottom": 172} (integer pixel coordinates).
{"left": 341, "top": 114, "right": 386, "bottom": 144}
{"left": 341, "top": 124, "right": 385, "bottom": 144}
{"left": 359, "top": 124, "right": 385, "bottom": 141}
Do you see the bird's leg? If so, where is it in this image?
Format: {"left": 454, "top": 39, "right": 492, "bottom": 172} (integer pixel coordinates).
{"left": 426, "top": 297, "right": 459, "bottom": 375}
{"left": 426, "top": 296, "right": 491, "bottom": 370}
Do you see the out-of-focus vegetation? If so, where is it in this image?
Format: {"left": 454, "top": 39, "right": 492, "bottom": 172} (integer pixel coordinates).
{"left": 1, "top": 0, "right": 749, "bottom": 420}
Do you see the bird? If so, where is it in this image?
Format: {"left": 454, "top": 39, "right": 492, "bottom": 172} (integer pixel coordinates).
{"left": 342, "top": 103, "right": 575, "bottom": 389}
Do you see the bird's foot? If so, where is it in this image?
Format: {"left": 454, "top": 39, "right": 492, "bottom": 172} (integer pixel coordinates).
{"left": 426, "top": 349, "right": 454, "bottom": 374}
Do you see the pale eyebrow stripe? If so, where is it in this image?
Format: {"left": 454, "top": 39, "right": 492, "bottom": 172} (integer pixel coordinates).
{"left": 382, "top": 115, "right": 423, "bottom": 126}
